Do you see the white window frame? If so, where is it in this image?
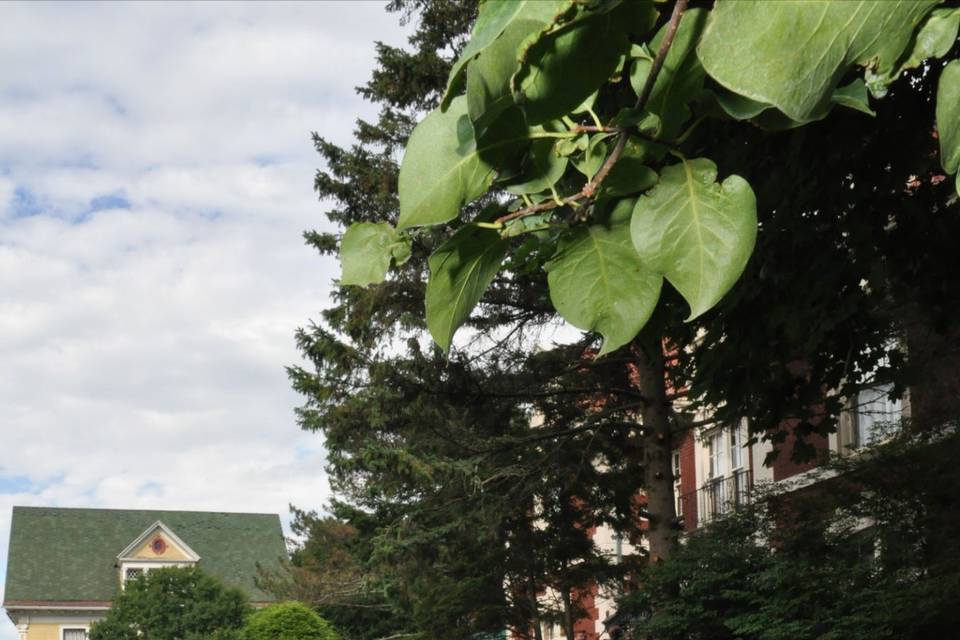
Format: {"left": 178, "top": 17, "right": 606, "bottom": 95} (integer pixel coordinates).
{"left": 120, "top": 560, "right": 193, "bottom": 588}
{"left": 729, "top": 421, "right": 746, "bottom": 471}
{"left": 839, "top": 383, "right": 903, "bottom": 453}
{"left": 707, "top": 430, "right": 727, "bottom": 479}
{"left": 855, "top": 383, "right": 901, "bottom": 447}
{"left": 60, "top": 625, "right": 90, "bottom": 640}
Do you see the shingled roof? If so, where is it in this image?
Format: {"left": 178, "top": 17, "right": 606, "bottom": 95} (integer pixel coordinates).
{"left": 3, "top": 506, "right": 286, "bottom": 606}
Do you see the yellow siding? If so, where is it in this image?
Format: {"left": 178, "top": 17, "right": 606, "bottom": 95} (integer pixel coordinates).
{"left": 25, "top": 619, "right": 100, "bottom": 640}
{"left": 26, "top": 623, "right": 61, "bottom": 640}
{"left": 130, "top": 531, "right": 192, "bottom": 561}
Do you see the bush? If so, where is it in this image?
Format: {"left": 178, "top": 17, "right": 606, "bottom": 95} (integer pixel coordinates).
{"left": 89, "top": 566, "right": 248, "bottom": 640}
{"left": 614, "top": 428, "right": 960, "bottom": 640}
{"left": 244, "top": 601, "right": 339, "bottom": 640}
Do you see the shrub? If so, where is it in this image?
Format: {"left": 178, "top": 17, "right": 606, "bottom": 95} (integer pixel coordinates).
{"left": 89, "top": 566, "right": 248, "bottom": 640}
{"left": 244, "top": 601, "right": 339, "bottom": 640}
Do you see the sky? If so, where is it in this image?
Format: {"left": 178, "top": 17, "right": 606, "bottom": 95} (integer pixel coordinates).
{"left": 0, "top": 2, "right": 409, "bottom": 637}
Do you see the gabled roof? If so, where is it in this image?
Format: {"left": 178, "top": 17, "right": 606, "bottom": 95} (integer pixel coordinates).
{"left": 116, "top": 520, "right": 200, "bottom": 562}
{"left": 3, "top": 506, "right": 286, "bottom": 606}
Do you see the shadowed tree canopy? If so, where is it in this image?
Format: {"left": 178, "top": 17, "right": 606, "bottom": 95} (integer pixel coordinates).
{"left": 291, "top": 1, "right": 960, "bottom": 638}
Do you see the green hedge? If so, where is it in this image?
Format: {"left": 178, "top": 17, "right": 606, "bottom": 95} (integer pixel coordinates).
{"left": 245, "top": 601, "right": 339, "bottom": 640}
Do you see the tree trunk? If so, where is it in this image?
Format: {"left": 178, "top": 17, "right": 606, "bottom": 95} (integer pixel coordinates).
{"left": 560, "top": 587, "right": 576, "bottom": 640}
{"left": 527, "top": 573, "right": 544, "bottom": 640}
{"left": 635, "top": 332, "right": 679, "bottom": 563}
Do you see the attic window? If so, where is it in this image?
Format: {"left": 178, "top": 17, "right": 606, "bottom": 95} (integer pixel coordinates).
{"left": 151, "top": 536, "right": 167, "bottom": 554}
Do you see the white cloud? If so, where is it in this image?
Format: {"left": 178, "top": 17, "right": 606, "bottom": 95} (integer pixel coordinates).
{"left": 0, "top": 2, "right": 409, "bottom": 638}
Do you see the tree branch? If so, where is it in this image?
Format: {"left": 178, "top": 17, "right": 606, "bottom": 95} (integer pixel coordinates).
{"left": 495, "top": 0, "right": 690, "bottom": 226}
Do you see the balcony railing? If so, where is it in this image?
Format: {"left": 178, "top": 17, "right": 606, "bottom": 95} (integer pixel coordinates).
{"left": 679, "top": 469, "right": 752, "bottom": 529}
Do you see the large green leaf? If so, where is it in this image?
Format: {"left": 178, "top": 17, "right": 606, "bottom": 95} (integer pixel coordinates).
{"left": 629, "top": 8, "right": 708, "bottom": 139}
{"left": 545, "top": 222, "right": 663, "bottom": 356}
{"left": 505, "top": 135, "right": 569, "bottom": 195}
{"left": 512, "top": 1, "right": 655, "bottom": 125}
{"left": 426, "top": 225, "right": 508, "bottom": 352}
{"left": 397, "top": 97, "right": 528, "bottom": 230}
{"left": 466, "top": 1, "right": 570, "bottom": 131}
{"left": 697, "top": 0, "right": 939, "bottom": 123}
{"left": 440, "top": 0, "right": 565, "bottom": 111}
{"left": 339, "top": 222, "right": 410, "bottom": 287}
{"left": 938, "top": 59, "right": 960, "bottom": 194}
{"left": 899, "top": 8, "right": 960, "bottom": 72}
{"left": 631, "top": 157, "right": 756, "bottom": 320}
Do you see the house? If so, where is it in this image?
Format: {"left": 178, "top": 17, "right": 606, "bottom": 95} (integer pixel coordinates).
{"left": 2, "top": 506, "right": 287, "bottom": 640}
{"left": 677, "top": 383, "right": 906, "bottom": 531}
{"left": 559, "top": 384, "right": 907, "bottom": 640}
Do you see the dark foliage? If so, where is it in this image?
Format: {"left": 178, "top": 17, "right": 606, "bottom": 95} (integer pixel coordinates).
{"left": 88, "top": 566, "right": 248, "bottom": 640}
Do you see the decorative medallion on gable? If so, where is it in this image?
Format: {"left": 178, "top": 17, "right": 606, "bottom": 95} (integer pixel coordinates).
{"left": 117, "top": 521, "right": 200, "bottom": 563}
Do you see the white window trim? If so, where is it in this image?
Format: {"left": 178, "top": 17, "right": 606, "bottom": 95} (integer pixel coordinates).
{"left": 60, "top": 624, "right": 90, "bottom": 640}
{"left": 120, "top": 560, "right": 195, "bottom": 588}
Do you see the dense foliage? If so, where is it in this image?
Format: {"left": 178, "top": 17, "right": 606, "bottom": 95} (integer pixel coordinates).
{"left": 291, "top": 1, "right": 960, "bottom": 639}
{"left": 88, "top": 567, "right": 248, "bottom": 640}
{"left": 244, "top": 601, "right": 339, "bottom": 640}
{"left": 615, "top": 426, "right": 960, "bottom": 640}
{"left": 339, "top": 0, "right": 960, "bottom": 354}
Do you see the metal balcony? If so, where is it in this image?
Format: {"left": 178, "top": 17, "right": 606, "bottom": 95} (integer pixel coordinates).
{"left": 679, "top": 469, "right": 752, "bottom": 529}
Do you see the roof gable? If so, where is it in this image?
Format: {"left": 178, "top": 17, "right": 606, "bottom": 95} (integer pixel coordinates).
{"left": 3, "top": 507, "right": 286, "bottom": 605}
{"left": 118, "top": 521, "right": 199, "bottom": 562}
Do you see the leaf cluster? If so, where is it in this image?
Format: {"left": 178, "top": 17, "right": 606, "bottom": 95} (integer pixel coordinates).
{"left": 340, "top": 0, "right": 960, "bottom": 357}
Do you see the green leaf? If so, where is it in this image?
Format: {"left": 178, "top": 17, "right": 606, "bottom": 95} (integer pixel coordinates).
{"left": 697, "top": 0, "right": 939, "bottom": 123}
{"left": 425, "top": 225, "right": 508, "bottom": 352}
{"left": 631, "top": 157, "right": 757, "bottom": 320}
{"left": 398, "top": 97, "right": 528, "bottom": 230}
{"left": 465, "top": 1, "right": 571, "bottom": 131}
{"left": 831, "top": 79, "right": 875, "bottom": 116}
{"left": 572, "top": 134, "right": 610, "bottom": 180}
{"left": 938, "top": 60, "right": 960, "bottom": 177}
{"left": 555, "top": 133, "right": 588, "bottom": 157}
{"left": 597, "top": 138, "right": 658, "bottom": 199}
{"left": 712, "top": 90, "right": 773, "bottom": 121}
{"left": 441, "top": 0, "right": 571, "bottom": 111}
{"left": 505, "top": 135, "right": 569, "bottom": 195}
{"left": 546, "top": 222, "right": 662, "bottom": 356}
{"left": 898, "top": 8, "right": 960, "bottom": 73}
{"left": 629, "top": 8, "right": 708, "bottom": 139}
{"left": 513, "top": 1, "right": 655, "bottom": 125}
{"left": 339, "top": 222, "right": 409, "bottom": 287}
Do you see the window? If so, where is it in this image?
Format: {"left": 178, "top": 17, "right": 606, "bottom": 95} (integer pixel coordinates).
{"left": 856, "top": 384, "right": 901, "bottom": 445}
{"left": 840, "top": 383, "right": 902, "bottom": 452}
{"left": 62, "top": 629, "right": 88, "bottom": 640}
{"left": 708, "top": 431, "right": 726, "bottom": 478}
{"left": 124, "top": 567, "right": 144, "bottom": 584}
{"left": 730, "top": 422, "right": 745, "bottom": 470}
{"left": 672, "top": 450, "right": 681, "bottom": 481}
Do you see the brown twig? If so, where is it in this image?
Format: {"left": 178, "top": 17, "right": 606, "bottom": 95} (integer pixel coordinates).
{"left": 495, "top": 0, "right": 690, "bottom": 226}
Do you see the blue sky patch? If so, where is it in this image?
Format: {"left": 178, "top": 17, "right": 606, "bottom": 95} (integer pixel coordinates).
{"left": 0, "top": 475, "right": 37, "bottom": 495}
{"left": 89, "top": 193, "right": 131, "bottom": 213}
{"left": 11, "top": 187, "right": 43, "bottom": 218}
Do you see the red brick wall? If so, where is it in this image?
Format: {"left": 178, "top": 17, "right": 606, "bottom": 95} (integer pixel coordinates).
{"left": 771, "top": 418, "right": 830, "bottom": 481}
{"left": 572, "top": 582, "right": 600, "bottom": 640}
{"left": 676, "top": 430, "right": 697, "bottom": 530}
